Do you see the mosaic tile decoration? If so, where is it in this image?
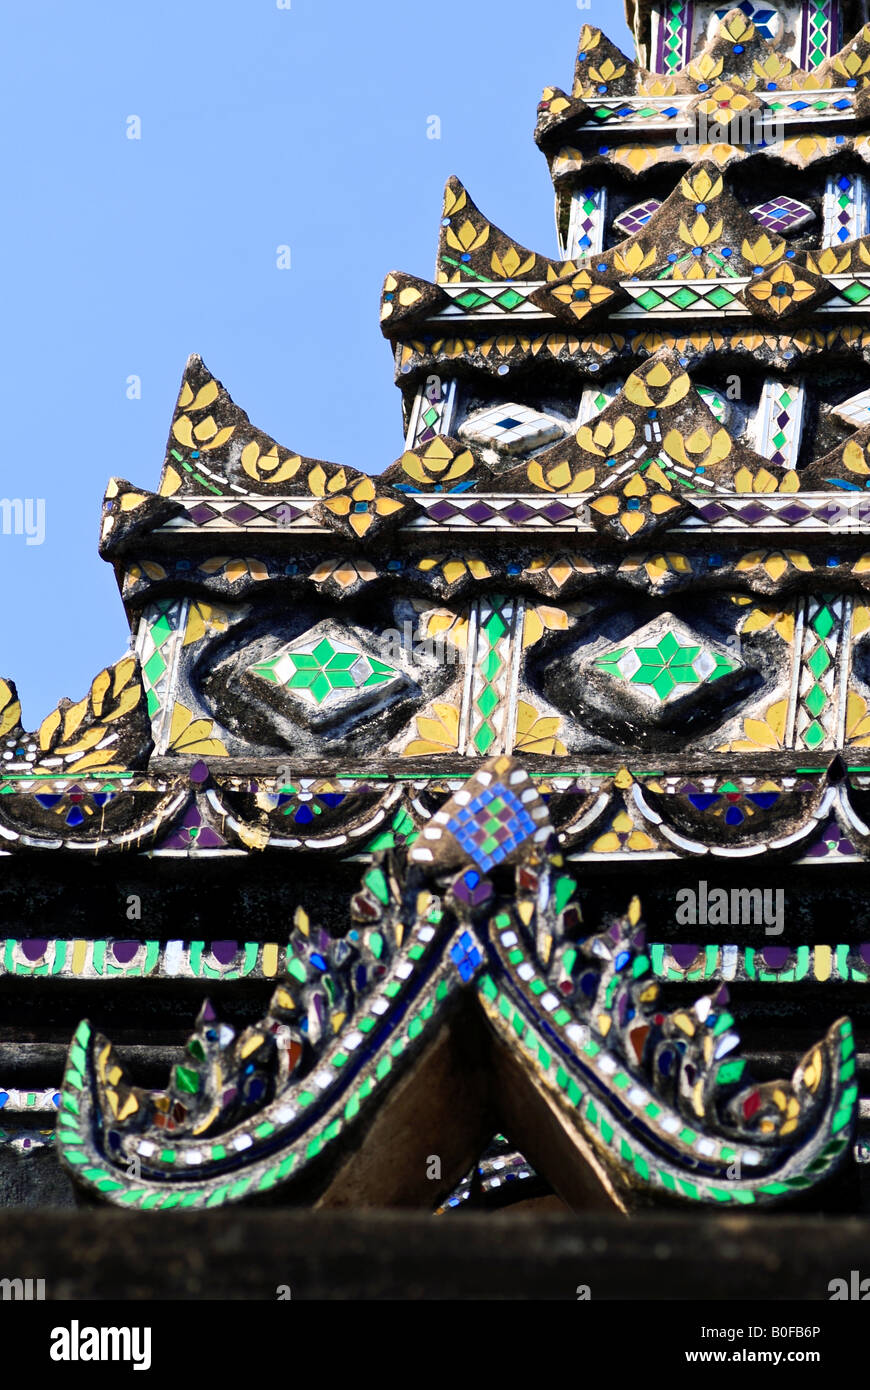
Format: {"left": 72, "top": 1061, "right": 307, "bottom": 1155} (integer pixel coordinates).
{"left": 652, "top": 941, "right": 870, "bottom": 985}
{"left": 136, "top": 599, "right": 186, "bottom": 728}
{"left": 654, "top": 0, "right": 693, "bottom": 74}
{"left": 461, "top": 596, "right": 522, "bottom": 757}
{"left": 446, "top": 784, "right": 538, "bottom": 872}
{"left": 750, "top": 197, "right": 815, "bottom": 235}
{"left": 612, "top": 200, "right": 662, "bottom": 238}
{"left": 458, "top": 404, "right": 569, "bottom": 456}
{"left": 8, "top": 2, "right": 870, "bottom": 1225}
{"left": 577, "top": 380, "right": 623, "bottom": 425}
{"left": 823, "top": 174, "right": 869, "bottom": 248}
{"left": 711, "top": 2, "right": 780, "bottom": 42}
{"left": 800, "top": 0, "right": 839, "bottom": 68}
{"left": 595, "top": 626, "right": 741, "bottom": 703}
{"left": 831, "top": 386, "right": 870, "bottom": 428}
{"left": 753, "top": 379, "right": 806, "bottom": 470}
{"left": 792, "top": 595, "right": 849, "bottom": 751}
{"left": 406, "top": 378, "right": 457, "bottom": 449}
{"left": 565, "top": 186, "right": 608, "bottom": 257}
{"left": 249, "top": 639, "right": 401, "bottom": 709}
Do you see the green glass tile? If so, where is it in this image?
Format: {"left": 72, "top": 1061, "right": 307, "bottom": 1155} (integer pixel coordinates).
{"left": 843, "top": 282, "right": 870, "bottom": 305}
{"left": 365, "top": 868, "right": 389, "bottom": 905}
{"left": 476, "top": 685, "right": 500, "bottom": 719}
{"left": 671, "top": 287, "right": 700, "bottom": 309}
{"left": 496, "top": 289, "right": 526, "bottom": 311}
{"left": 811, "top": 606, "right": 835, "bottom": 639}
{"left": 706, "top": 285, "right": 735, "bottom": 308}
{"left": 482, "top": 610, "right": 508, "bottom": 642}
{"left": 456, "top": 291, "right": 490, "bottom": 309}
{"left": 804, "top": 683, "right": 827, "bottom": 718}
{"left": 807, "top": 645, "right": 831, "bottom": 678}
{"left": 637, "top": 289, "right": 665, "bottom": 311}
{"left": 473, "top": 723, "right": 496, "bottom": 755}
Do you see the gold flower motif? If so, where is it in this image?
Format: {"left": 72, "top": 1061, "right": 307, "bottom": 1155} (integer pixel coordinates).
{"left": 747, "top": 262, "right": 815, "bottom": 313}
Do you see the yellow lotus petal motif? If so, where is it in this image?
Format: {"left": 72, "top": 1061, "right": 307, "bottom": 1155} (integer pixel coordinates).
{"left": 443, "top": 185, "right": 467, "bottom": 218}
{"left": 741, "top": 233, "right": 785, "bottom": 268}
{"left": 613, "top": 242, "right": 655, "bottom": 276}
{"left": 447, "top": 219, "right": 490, "bottom": 254}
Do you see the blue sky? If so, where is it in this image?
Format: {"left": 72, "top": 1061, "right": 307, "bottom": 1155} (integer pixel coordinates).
{"left": 0, "top": 0, "right": 633, "bottom": 721}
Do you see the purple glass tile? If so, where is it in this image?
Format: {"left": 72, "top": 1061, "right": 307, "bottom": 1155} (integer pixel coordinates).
{"left": 861, "top": 944, "right": 870, "bottom": 968}
{"left": 188, "top": 504, "right": 219, "bottom": 525}
{"left": 542, "top": 502, "right": 573, "bottom": 522}
{"left": 111, "top": 941, "right": 141, "bottom": 964}
{"left": 504, "top": 503, "right": 533, "bottom": 523}
{"left": 697, "top": 502, "right": 728, "bottom": 522}
{"left": 20, "top": 939, "right": 48, "bottom": 963}
{"left": 189, "top": 761, "right": 210, "bottom": 785}
{"left": 740, "top": 502, "right": 769, "bottom": 524}
{"left": 226, "top": 503, "right": 259, "bottom": 525}
{"left": 267, "top": 504, "right": 302, "bottom": 525}
{"left": 464, "top": 502, "right": 496, "bottom": 523}
{"left": 672, "top": 944, "right": 700, "bottom": 969}
{"left": 761, "top": 946, "right": 791, "bottom": 971}
{"left": 428, "top": 501, "right": 460, "bottom": 522}
{"left": 210, "top": 941, "right": 239, "bottom": 965}
{"left": 814, "top": 501, "right": 848, "bottom": 523}
{"left": 778, "top": 503, "right": 810, "bottom": 523}
{"left": 196, "top": 826, "right": 226, "bottom": 849}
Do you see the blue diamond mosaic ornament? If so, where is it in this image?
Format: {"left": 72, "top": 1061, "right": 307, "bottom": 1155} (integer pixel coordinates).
{"left": 409, "top": 756, "right": 554, "bottom": 875}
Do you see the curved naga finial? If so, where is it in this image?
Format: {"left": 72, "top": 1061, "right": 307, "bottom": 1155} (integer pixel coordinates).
{"left": 57, "top": 758, "right": 857, "bottom": 1210}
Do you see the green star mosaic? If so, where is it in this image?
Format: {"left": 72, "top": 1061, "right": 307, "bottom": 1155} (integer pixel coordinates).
{"left": 250, "top": 639, "right": 400, "bottom": 707}
{"left": 596, "top": 630, "right": 738, "bottom": 703}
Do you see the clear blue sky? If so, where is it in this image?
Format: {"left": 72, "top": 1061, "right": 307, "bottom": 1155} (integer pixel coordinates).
{"left": 0, "top": 0, "right": 632, "bottom": 722}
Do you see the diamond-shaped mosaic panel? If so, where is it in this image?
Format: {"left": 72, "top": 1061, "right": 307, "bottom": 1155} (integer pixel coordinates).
{"left": 613, "top": 199, "right": 662, "bottom": 237}
{"left": 750, "top": 197, "right": 815, "bottom": 235}
{"left": 447, "top": 783, "right": 538, "bottom": 872}
{"left": 595, "top": 624, "right": 742, "bottom": 705}
{"left": 249, "top": 638, "right": 401, "bottom": 708}
{"left": 458, "top": 404, "right": 569, "bottom": 456}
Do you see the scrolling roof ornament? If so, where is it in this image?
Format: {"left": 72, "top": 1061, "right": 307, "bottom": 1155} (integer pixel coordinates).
{"left": 57, "top": 758, "right": 856, "bottom": 1210}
